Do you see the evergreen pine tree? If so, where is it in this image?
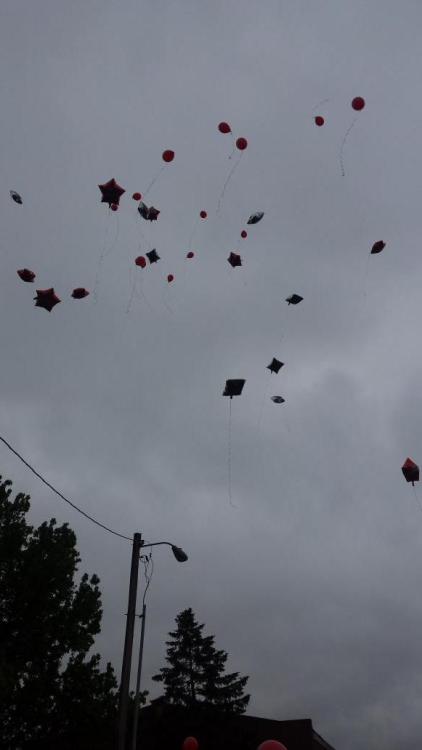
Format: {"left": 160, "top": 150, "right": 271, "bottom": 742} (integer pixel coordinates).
{"left": 152, "top": 607, "right": 250, "bottom": 714}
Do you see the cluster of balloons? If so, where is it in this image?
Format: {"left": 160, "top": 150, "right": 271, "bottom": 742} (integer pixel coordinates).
{"left": 16, "top": 267, "right": 89, "bottom": 311}
{"left": 314, "top": 96, "right": 366, "bottom": 126}
{"left": 218, "top": 121, "right": 248, "bottom": 151}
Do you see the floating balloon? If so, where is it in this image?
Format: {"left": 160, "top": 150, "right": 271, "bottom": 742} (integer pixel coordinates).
{"left": 371, "top": 240, "right": 386, "bottom": 255}
{"left": 286, "top": 294, "right": 303, "bottom": 305}
{"left": 34, "top": 288, "right": 61, "bottom": 312}
{"left": 218, "top": 122, "right": 231, "bottom": 134}
{"left": 186, "top": 251, "right": 195, "bottom": 259}
{"left": 199, "top": 210, "right": 207, "bottom": 219}
{"left": 110, "top": 204, "right": 118, "bottom": 212}
{"left": 228, "top": 252, "right": 242, "bottom": 268}
{"left": 10, "top": 190, "right": 23, "bottom": 205}
{"left": 146, "top": 249, "right": 160, "bottom": 264}
{"left": 132, "top": 192, "right": 142, "bottom": 201}
{"left": 138, "top": 202, "right": 160, "bottom": 221}
{"left": 271, "top": 396, "right": 285, "bottom": 404}
{"left": 314, "top": 116, "right": 324, "bottom": 127}
{"left": 236, "top": 137, "right": 248, "bottom": 151}
{"left": 402, "top": 458, "right": 419, "bottom": 486}
{"left": 223, "top": 379, "right": 246, "bottom": 398}
{"left": 135, "top": 256, "right": 147, "bottom": 268}
{"left": 241, "top": 230, "right": 247, "bottom": 239}
{"left": 267, "top": 358, "right": 284, "bottom": 374}
{"left": 257, "top": 741, "right": 288, "bottom": 750}
{"left": 247, "top": 211, "right": 264, "bottom": 225}
{"left": 17, "top": 268, "right": 35, "bottom": 282}
{"left": 167, "top": 274, "right": 174, "bottom": 283}
{"left": 182, "top": 738, "right": 199, "bottom": 750}
{"left": 162, "top": 149, "right": 175, "bottom": 163}
{"left": 71, "top": 288, "right": 89, "bottom": 299}
{"left": 98, "top": 178, "right": 125, "bottom": 206}
{"left": 351, "top": 96, "right": 365, "bottom": 111}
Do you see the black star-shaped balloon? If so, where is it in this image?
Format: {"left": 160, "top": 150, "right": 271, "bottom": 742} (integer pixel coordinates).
{"left": 34, "top": 288, "right": 61, "bottom": 312}
{"left": 98, "top": 178, "right": 125, "bottom": 207}
{"left": 147, "top": 206, "right": 160, "bottom": 221}
{"left": 228, "top": 252, "right": 242, "bottom": 268}
{"left": 138, "top": 202, "right": 160, "bottom": 221}
{"left": 146, "top": 249, "right": 160, "bottom": 264}
{"left": 267, "top": 358, "right": 284, "bottom": 374}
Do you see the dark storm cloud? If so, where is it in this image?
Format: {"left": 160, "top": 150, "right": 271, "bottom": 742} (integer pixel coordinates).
{"left": 1, "top": 1, "right": 422, "bottom": 748}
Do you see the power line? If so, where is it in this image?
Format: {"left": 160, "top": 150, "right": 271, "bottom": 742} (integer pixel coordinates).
{"left": 0, "top": 434, "right": 132, "bottom": 542}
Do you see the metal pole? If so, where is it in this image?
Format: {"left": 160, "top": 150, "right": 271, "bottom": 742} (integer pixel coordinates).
{"left": 118, "top": 532, "right": 142, "bottom": 750}
{"left": 131, "top": 602, "right": 147, "bottom": 750}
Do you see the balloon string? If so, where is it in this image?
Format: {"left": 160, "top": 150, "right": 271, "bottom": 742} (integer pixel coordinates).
{"left": 93, "top": 208, "right": 120, "bottom": 303}
{"left": 362, "top": 251, "right": 371, "bottom": 307}
{"left": 187, "top": 216, "right": 199, "bottom": 251}
{"left": 216, "top": 153, "right": 243, "bottom": 214}
{"left": 339, "top": 117, "right": 357, "bottom": 177}
{"left": 144, "top": 165, "right": 165, "bottom": 197}
{"left": 226, "top": 399, "right": 238, "bottom": 509}
{"left": 312, "top": 98, "right": 331, "bottom": 112}
{"left": 257, "top": 371, "right": 271, "bottom": 433}
{"left": 279, "top": 310, "right": 290, "bottom": 346}
{"left": 126, "top": 269, "right": 137, "bottom": 315}
{"left": 134, "top": 275, "right": 154, "bottom": 312}
{"left": 412, "top": 484, "right": 422, "bottom": 513}
{"left": 228, "top": 398, "right": 233, "bottom": 506}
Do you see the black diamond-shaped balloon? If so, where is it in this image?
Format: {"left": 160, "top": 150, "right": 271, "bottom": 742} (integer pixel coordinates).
{"left": 223, "top": 379, "right": 246, "bottom": 398}
{"left": 286, "top": 294, "right": 303, "bottom": 305}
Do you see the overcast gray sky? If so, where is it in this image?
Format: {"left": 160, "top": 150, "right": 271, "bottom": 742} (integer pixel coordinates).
{"left": 2, "top": 1, "right": 422, "bottom": 748}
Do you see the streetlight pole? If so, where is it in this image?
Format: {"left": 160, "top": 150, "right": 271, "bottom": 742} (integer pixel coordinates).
{"left": 118, "top": 537, "right": 188, "bottom": 750}
{"left": 118, "top": 532, "right": 143, "bottom": 750}
{"left": 131, "top": 601, "right": 146, "bottom": 750}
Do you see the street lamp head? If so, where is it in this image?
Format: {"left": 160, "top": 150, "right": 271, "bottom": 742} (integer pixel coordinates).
{"left": 171, "top": 545, "right": 188, "bottom": 563}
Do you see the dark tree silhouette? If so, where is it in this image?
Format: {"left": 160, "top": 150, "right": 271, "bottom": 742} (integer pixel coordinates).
{"left": 152, "top": 608, "right": 250, "bottom": 714}
{"left": 0, "top": 475, "right": 118, "bottom": 748}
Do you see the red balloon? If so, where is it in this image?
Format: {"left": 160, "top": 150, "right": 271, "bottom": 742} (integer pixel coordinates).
{"left": 182, "top": 738, "right": 199, "bottom": 750}
{"left": 71, "top": 288, "right": 89, "bottom": 299}
{"left": 200, "top": 210, "right": 207, "bottom": 219}
{"left": 257, "top": 742, "right": 288, "bottom": 750}
{"left": 351, "top": 97, "right": 365, "bottom": 111}
{"left": 186, "top": 251, "right": 195, "bottom": 258}
{"left": 236, "top": 137, "right": 248, "bottom": 151}
{"left": 241, "top": 230, "right": 247, "bottom": 239}
{"left": 162, "top": 149, "right": 175, "bottom": 163}
{"left": 110, "top": 203, "right": 118, "bottom": 211}
{"left": 132, "top": 192, "right": 142, "bottom": 201}
{"left": 218, "top": 121, "right": 231, "bottom": 134}
{"left": 135, "top": 256, "right": 146, "bottom": 268}
{"left": 314, "top": 116, "right": 324, "bottom": 126}
{"left": 167, "top": 274, "right": 174, "bottom": 283}
{"left": 17, "top": 268, "right": 36, "bottom": 282}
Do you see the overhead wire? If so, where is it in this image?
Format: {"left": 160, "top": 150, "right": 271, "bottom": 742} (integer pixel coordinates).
{"left": 0, "top": 434, "right": 132, "bottom": 542}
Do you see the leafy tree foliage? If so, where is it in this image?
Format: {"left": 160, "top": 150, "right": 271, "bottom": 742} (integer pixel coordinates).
{"left": 152, "top": 608, "right": 250, "bottom": 714}
{"left": 0, "top": 476, "right": 118, "bottom": 748}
